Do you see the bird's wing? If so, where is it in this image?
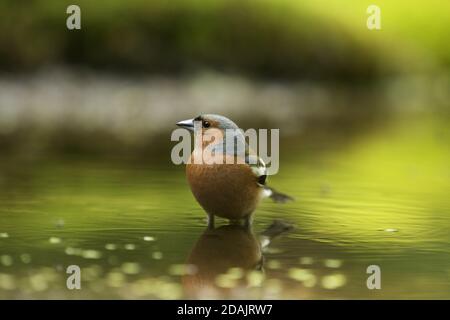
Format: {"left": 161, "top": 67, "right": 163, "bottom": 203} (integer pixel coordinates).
{"left": 212, "top": 131, "right": 268, "bottom": 186}
{"left": 245, "top": 152, "right": 294, "bottom": 202}
{"left": 245, "top": 154, "right": 267, "bottom": 186}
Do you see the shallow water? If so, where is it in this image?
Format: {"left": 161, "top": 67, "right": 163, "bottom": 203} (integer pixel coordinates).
{"left": 0, "top": 114, "right": 449, "bottom": 299}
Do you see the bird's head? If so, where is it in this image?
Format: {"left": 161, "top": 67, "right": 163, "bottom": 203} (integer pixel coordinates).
{"left": 176, "top": 114, "right": 239, "bottom": 132}
{"left": 177, "top": 114, "right": 240, "bottom": 146}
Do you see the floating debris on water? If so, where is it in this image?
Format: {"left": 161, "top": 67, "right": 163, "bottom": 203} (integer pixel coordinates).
{"left": 20, "top": 254, "right": 32, "bottom": 264}
{"left": 288, "top": 268, "right": 310, "bottom": 281}
{"left": 106, "top": 272, "right": 126, "bottom": 288}
{"left": 55, "top": 219, "right": 65, "bottom": 228}
{"left": 82, "top": 250, "right": 102, "bottom": 259}
{"left": 65, "top": 247, "right": 83, "bottom": 256}
{"left": 226, "top": 267, "right": 244, "bottom": 280}
{"left": 382, "top": 228, "right": 398, "bottom": 233}
{"left": 124, "top": 244, "right": 136, "bottom": 250}
{"left": 168, "top": 264, "right": 198, "bottom": 276}
{"left": 82, "top": 265, "right": 102, "bottom": 281}
{"left": 299, "top": 257, "right": 314, "bottom": 265}
{"left": 266, "top": 260, "right": 281, "bottom": 270}
{"left": 153, "top": 280, "right": 183, "bottom": 299}
{"left": 105, "top": 243, "right": 117, "bottom": 250}
{"left": 215, "top": 273, "right": 237, "bottom": 288}
{"left": 152, "top": 251, "right": 163, "bottom": 260}
{"left": 288, "top": 268, "right": 316, "bottom": 287}
{"left": 1, "top": 255, "right": 13, "bottom": 267}
{"left": 143, "top": 236, "right": 155, "bottom": 242}
{"left": 121, "top": 262, "right": 141, "bottom": 275}
{"left": 303, "top": 274, "right": 317, "bottom": 288}
{"left": 49, "top": 237, "right": 62, "bottom": 244}
{"left": 0, "top": 273, "right": 16, "bottom": 290}
{"left": 0, "top": 232, "right": 9, "bottom": 238}
{"left": 321, "top": 273, "right": 347, "bottom": 289}
{"left": 324, "top": 259, "right": 343, "bottom": 268}
{"left": 247, "top": 270, "right": 265, "bottom": 287}
{"left": 29, "top": 274, "right": 48, "bottom": 292}
{"left": 263, "top": 279, "right": 283, "bottom": 297}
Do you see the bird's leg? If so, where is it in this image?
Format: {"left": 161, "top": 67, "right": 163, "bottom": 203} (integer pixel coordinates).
{"left": 206, "top": 213, "right": 215, "bottom": 229}
{"left": 255, "top": 255, "right": 266, "bottom": 272}
{"left": 244, "top": 215, "right": 253, "bottom": 230}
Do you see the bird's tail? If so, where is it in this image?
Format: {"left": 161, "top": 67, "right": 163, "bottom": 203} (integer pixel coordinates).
{"left": 261, "top": 219, "right": 294, "bottom": 238}
{"left": 259, "top": 219, "right": 294, "bottom": 248}
{"left": 264, "top": 187, "right": 294, "bottom": 203}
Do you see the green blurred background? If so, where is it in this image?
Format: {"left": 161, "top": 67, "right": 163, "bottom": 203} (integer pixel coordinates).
{"left": 0, "top": 0, "right": 448, "bottom": 154}
{"left": 0, "top": 0, "right": 449, "bottom": 299}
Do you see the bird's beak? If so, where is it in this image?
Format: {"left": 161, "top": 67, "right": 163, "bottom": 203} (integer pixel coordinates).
{"left": 176, "top": 118, "right": 195, "bottom": 131}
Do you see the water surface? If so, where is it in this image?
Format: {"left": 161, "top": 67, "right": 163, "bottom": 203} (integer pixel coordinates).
{"left": 0, "top": 114, "right": 448, "bottom": 299}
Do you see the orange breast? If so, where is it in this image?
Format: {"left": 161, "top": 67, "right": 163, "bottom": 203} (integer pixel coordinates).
{"left": 186, "top": 156, "right": 262, "bottom": 219}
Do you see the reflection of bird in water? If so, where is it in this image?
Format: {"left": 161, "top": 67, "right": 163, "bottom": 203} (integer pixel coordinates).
{"left": 182, "top": 220, "right": 293, "bottom": 299}
{"left": 176, "top": 114, "right": 293, "bottom": 227}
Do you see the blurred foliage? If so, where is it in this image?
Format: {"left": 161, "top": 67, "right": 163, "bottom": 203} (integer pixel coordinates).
{"left": 1, "top": 0, "right": 449, "bottom": 80}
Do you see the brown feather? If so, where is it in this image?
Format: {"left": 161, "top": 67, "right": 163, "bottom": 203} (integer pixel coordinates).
{"left": 186, "top": 154, "right": 262, "bottom": 220}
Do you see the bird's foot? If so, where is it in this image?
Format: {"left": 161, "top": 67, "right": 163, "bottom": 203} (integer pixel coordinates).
{"left": 244, "top": 215, "right": 253, "bottom": 230}
{"left": 206, "top": 214, "right": 215, "bottom": 229}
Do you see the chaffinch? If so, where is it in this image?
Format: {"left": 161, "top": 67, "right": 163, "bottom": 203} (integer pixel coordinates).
{"left": 176, "top": 114, "right": 292, "bottom": 227}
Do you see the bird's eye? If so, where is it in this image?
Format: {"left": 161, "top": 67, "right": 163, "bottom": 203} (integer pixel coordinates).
{"left": 203, "top": 121, "right": 211, "bottom": 128}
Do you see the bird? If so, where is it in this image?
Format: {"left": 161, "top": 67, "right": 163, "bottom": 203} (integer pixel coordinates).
{"left": 176, "top": 114, "right": 293, "bottom": 227}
